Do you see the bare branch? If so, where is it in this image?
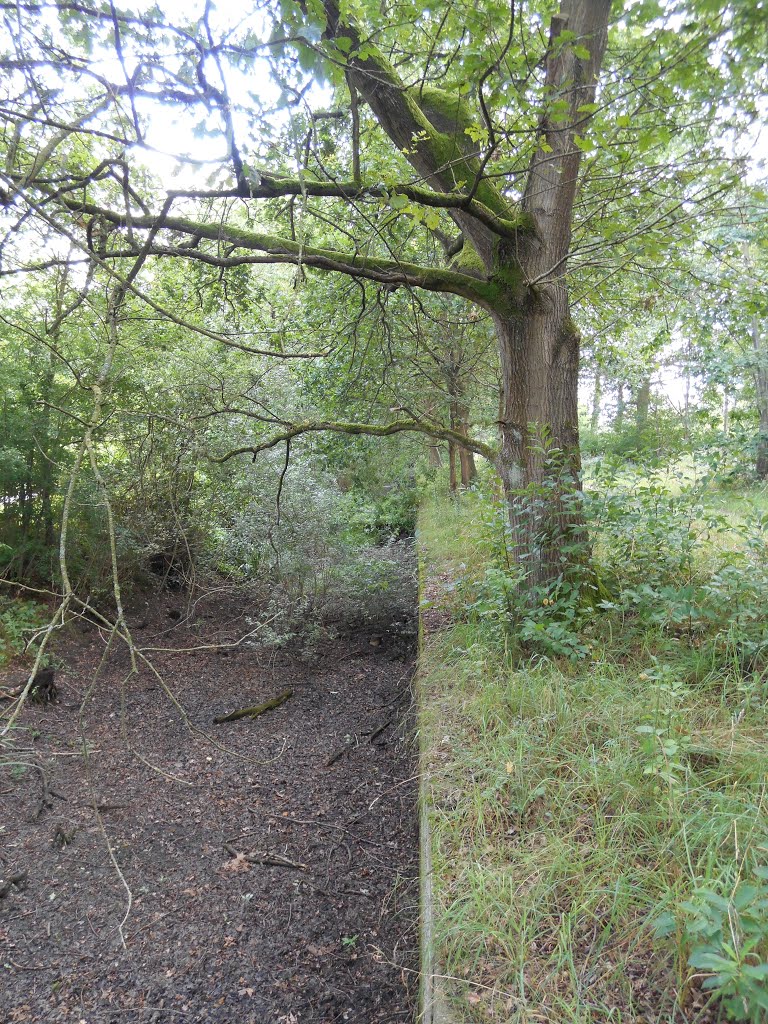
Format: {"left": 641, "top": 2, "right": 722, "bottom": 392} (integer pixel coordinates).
{"left": 215, "top": 419, "right": 497, "bottom": 464}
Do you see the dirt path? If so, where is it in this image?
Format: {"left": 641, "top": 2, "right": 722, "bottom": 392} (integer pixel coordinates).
{"left": 1, "top": 592, "right": 418, "bottom": 1024}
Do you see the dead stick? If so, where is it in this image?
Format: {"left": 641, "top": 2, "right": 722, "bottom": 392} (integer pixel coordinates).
{"left": 369, "top": 718, "right": 393, "bottom": 744}
{"left": 325, "top": 736, "right": 357, "bottom": 767}
{"left": 223, "top": 843, "right": 308, "bottom": 872}
{"left": 325, "top": 718, "right": 393, "bottom": 766}
{"left": 213, "top": 689, "right": 293, "bottom": 725}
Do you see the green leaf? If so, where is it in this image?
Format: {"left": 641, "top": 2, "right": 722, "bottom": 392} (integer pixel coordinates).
{"left": 389, "top": 193, "right": 409, "bottom": 210}
{"left": 335, "top": 36, "right": 353, "bottom": 53}
{"left": 688, "top": 950, "right": 734, "bottom": 971}
{"left": 733, "top": 883, "right": 759, "bottom": 910}
{"left": 573, "top": 134, "right": 594, "bottom": 153}
{"left": 743, "top": 963, "right": 768, "bottom": 980}
{"left": 651, "top": 911, "right": 677, "bottom": 938}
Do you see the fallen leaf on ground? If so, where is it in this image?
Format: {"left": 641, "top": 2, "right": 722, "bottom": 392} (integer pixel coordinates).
{"left": 221, "top": 852, "right": 250, "bottom": 873}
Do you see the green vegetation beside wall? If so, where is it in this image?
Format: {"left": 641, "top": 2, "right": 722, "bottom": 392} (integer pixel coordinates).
{"left": 418, "top": 477, "right": 768, "bottom": 1023}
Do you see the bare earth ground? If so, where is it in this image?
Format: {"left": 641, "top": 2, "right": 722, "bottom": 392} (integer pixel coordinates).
{"left": 0, "top": 587, "right": 419, "bottom": 1024}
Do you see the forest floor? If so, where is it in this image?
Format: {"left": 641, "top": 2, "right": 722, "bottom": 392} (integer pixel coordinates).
{"left": 0, "top": 573, "right": 419, "bottom": 1024}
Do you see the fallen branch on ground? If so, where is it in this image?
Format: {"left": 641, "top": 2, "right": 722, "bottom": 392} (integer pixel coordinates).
{"left": 213, "top": 689, "right": 293, "bottom": 724}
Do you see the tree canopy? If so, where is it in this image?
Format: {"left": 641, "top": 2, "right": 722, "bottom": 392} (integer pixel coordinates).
{"left": 1, "top": 0, "right": 767, "bottom": 585}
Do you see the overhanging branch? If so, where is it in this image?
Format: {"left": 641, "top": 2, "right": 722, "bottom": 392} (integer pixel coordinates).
{"left": 215, "top": 419, "right": 498, "bottom": 464}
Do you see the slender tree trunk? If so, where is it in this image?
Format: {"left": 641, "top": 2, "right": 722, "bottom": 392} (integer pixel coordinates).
{"left": 723, "top": 390, "right": 730, "bottom": 437}
{"left": 448, "top": 441, "right": 457, "bottom": 492}
{"left": 740, "top": 242, "right": 768, "bottom": 479}
{"left": 37, "top": 359, "right": 56, "bottom": 552}
{"left": 683, "top": 336, "right": 692, "bottom": 439}
{"left": 591, "top": 371, "right": 602, "bottom": 432}
{"left": 752, "top": 314, "right": 768, "bottom": 479}
{"left": 615, "top": 384, "right": 625, "bottom": 428}
{"left": 449, "top": 399, "right": 476, "bottom": 487}
{"left": 458, "top": 416, "right": 477, "bottom": 487}
{"left": 635, "top": 378, "right": 651, "bottom": 433}
{"left": 20, "top": 451, "right": 34, "bottom": 540}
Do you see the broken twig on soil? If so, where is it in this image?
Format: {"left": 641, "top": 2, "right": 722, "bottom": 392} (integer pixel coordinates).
{"left": 325, "top": 718, "right": 393, "bottom": 766}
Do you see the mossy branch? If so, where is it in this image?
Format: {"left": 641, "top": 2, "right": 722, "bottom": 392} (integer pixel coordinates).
{"left": 62, "top": 199, "right": 505, "bottom": 308}
{"left": 214, "top": 419, "right": 497, "bottom": 464}
{"left": 167, "top": 174, "right": 526, "bottom": 241}
{"left": 322, "top": 0, "right": 516, "bottom": 265}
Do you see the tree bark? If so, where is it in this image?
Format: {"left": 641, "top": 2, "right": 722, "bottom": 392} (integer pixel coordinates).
{"left": 492, "top": 0, "right": 611, "bottom": 585}
{"left": 635, "top": 378, "right": 651, "bottom": 433}
{"left": 448, "top": 441, "right": 457, "bottom": 493}
{"left": 458, "top": 434, "right": 477, "bottom": 487}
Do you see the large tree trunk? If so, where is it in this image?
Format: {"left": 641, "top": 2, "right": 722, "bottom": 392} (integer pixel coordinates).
{"left": 491, "top": 0, "right": 610, "bottom": 586}
{"left": 327, "top": 0, "right": 611, "bottom": 585}
{"left": 495, "top": 301, "right": 584, "bottom": 585}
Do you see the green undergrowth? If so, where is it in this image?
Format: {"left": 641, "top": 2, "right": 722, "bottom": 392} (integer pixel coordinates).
{"left": 418, "top": 478, "right": 768, "bottom": 1024}
{"left": 0, "top": 596, "right": 47, "bottom": 667}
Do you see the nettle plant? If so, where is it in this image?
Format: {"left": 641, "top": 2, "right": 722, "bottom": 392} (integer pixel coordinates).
{"left": 656, "top": 870, "right": 768, "bottom": 1022}
{"left": 457, "top": 452, "right": 768, "bottom": 665}
{"left": 634, "top": 661, "right": 692, "bottom": 793}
